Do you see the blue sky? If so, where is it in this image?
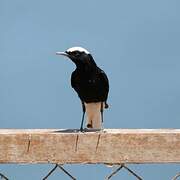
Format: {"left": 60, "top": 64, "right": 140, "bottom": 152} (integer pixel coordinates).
{"left": 0, "top": 0, "right": 180, "bottom": 179}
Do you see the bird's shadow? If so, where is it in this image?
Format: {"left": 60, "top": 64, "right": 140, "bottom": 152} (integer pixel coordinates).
{"left": 53, "top": 129, "right": 104, "bottom": 133}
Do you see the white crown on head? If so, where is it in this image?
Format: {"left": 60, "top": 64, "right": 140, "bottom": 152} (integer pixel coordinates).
{"left": 66, "top": 47, "right": 90, "bottom": 54}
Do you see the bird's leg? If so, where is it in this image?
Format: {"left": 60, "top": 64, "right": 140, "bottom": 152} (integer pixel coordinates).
{"left": 100, "top": 102, "right": 104, "bottom": 123}
{"left": 80, "top": 101, "right": 85, "bottom": 132}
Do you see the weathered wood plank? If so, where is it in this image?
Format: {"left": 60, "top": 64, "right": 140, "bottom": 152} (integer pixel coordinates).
{"left": 0, "top": 129, "right": 179, "bottom": 164}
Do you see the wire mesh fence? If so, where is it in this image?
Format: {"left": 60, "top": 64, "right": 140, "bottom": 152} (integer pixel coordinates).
{"left": 0, "top": 164, "right": 180, "bottom": 180}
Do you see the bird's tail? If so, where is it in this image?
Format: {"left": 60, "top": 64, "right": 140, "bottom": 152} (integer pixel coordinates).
{"left": 85, "top": 102, "right": 106, "bottom": 129}
{"left": 105, "top": 101, "right": 109, "bottom": 109}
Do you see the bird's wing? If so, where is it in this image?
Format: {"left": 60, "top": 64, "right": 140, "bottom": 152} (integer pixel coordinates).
{"left": 98, "top": 69, "right": 109, "bottom": 102}
{"left": 71, "top": 70, "right": 79, "bottom": 89}
{"left": 71, "top": 68, "right": 109, "bottom": 104}
{"left": 71, "top": 70, "right": 83, "bottom": 100}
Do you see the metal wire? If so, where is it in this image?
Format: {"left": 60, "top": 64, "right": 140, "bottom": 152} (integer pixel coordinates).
{"left": 42, "top": 164, "right": 76, "bottom": 180}
{"left": 122, "top": 165, "right": 143, "bottom": 180}
{"left": 57, "top": 165, "right": 76, "bottom": 180}
{"left": 0, "top": 164, "right": 179, "bottom": 179}
{"left": 172, "top": 173, "right": 180, "bottom": 180}
{"left": 42, "top": 164, "right": 58, "bottom": 180}
{"left": 106, "top": 165, "right": 123, "bottom": 179}
{"left": 105, "top": 164, "right": 143, "bottom": 180}
{"left": 0, "top": 173, "right": 9, "bottom": 180}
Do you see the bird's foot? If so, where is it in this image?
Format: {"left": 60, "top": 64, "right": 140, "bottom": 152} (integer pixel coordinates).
{"left": 79, "top": 127, "right": 85, "bottom": 132}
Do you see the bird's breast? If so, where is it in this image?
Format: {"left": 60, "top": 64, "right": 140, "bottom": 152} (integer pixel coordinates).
{"left": 71, "top": 70, "right": 107, "bottom": 102}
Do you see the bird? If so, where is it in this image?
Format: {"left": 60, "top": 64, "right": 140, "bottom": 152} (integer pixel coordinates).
{"left": 56, "top": 47, "right": 109, "bottom": 131}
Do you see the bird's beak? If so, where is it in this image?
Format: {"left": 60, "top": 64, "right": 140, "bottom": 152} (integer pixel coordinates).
{"left": 56, "top": 52, "right": 69, "bottom": 57}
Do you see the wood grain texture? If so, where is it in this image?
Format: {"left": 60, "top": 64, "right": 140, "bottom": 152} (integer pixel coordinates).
{"left": 0, "top": 129, "right": 179, "bottom": 164}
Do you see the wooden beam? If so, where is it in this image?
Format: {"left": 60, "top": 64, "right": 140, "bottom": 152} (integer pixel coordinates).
{"left": 0, "top": 129, "right": 179, "bottom": 164}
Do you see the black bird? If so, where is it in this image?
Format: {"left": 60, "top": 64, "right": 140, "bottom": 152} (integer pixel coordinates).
{"left": 56, "top": 47, "right": 109, "bottom": 131}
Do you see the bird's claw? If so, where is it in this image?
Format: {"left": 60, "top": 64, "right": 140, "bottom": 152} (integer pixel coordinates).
{"left": 79, "top": 127, "right": 84, "bottom": 132}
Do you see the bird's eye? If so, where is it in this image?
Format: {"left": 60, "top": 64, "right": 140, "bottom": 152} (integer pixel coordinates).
{"left": 72, "top": 51, "right": 80, "bottom": 56}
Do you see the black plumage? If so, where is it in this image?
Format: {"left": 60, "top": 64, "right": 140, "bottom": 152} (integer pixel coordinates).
{"left": 56, "top": 47, "right": 109, "bottom": 131}
{"left": 71, "top": 60, "right": 109, "bottom": 105}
